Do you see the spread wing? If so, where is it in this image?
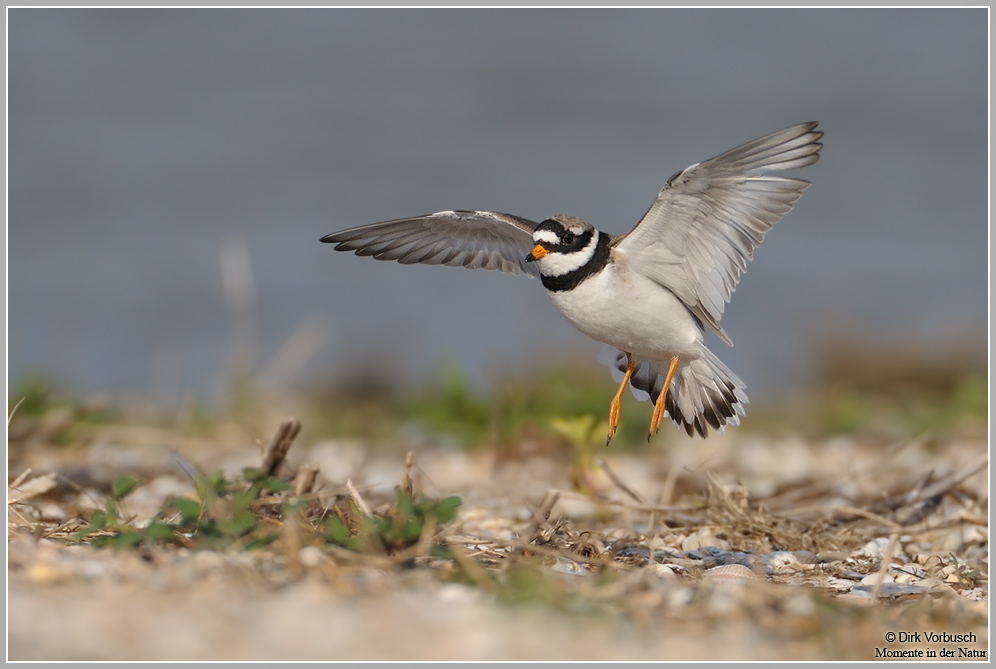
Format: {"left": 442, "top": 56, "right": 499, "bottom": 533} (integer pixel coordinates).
{"left": 613, "top": 121, "right": 823, "bottom": 345}
{"left": 321, "top": 210, "right": 541, "bottom": 277}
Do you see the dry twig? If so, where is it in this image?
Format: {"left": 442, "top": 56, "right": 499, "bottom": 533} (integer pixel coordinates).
{"left": 261, "top": 418, "right": 302, "bottom": 477}
{"left": 294, "top": 464, "right": 320, "bottom": 497}
{"left": 520, "top": 489, "right": 561, "bottom": 546}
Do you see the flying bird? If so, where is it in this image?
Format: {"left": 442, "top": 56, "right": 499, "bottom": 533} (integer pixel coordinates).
{"left": 322, "top": 122, "right": 823, "bottom": 441}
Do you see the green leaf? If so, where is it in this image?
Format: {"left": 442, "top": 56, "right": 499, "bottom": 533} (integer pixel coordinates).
{"left": 434, "top": 496, "right": 462, "bottom": 525}
{"left": 145, "top": 521, "right": 179, "bottom": 542}
{"left": 243, "top": 534, "right": 279, "bottom": 551}
{"left": 111, "top": 475, "right": 138, "bottom": 500}
{"left": 241, "top": 467, "right": 266, "bottom": 483}
{"left": 263, "top": 477, "right": 291, "bottom": 492}
{"left": 103, "top": 498, "right": 119, "bottom": 520}
{"left": 219, "top": 511, "right": 258, "bottom": 539}
{"left": 88, "top": 511, "right": 109, "bottom": 530}
{"left": 170, "top": 497, "right": 203, "bottom": 526}
{"left": 281, "top": 500, "right": 306, "bottom": 514}
{"left": 393, "top": 490, "right": 416, "bottom": 518}
{"left": 231, "top": 489, "right": 256, "bottom": 516}
{"left": 325, "top": 515, "right": 352, "bottom": 545}
{"left": 430, "top": 543, "right": 454, "bottom": 560}
{"left": 110, "top": 531, "right": 145, "bottom": 549}
{"left": 196, "top": 470, "right": 232, "bottom": 501}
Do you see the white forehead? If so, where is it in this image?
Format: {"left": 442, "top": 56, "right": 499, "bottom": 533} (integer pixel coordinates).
{"left": 537, "top": 232, "right": 599, "bottom": 277}
{"left": 534, "top": 228, "right": 560, "bottom": 245}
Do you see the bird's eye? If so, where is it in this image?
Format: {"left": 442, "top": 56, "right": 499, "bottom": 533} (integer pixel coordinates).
{"left": 561, "top": 232, "right": 575, "bottom": 245}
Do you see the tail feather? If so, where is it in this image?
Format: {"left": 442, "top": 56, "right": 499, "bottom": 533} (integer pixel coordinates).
{"left": 598, "top": 345, "right": 748, "bottom": 438}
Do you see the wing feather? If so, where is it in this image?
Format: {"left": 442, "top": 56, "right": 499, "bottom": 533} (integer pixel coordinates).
{"left": 322, "top": 210, "right": 541, "bottom": 277}
{"left": 614, "top": 122, "right": 823, "bottom": 344}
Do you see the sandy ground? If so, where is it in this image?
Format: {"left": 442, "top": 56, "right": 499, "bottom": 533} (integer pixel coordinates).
{"left": 7, "top": 413, "right": 989, "bottom": 662}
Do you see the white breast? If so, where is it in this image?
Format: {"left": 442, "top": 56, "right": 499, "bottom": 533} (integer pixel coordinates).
{"left": 545, "top": 248, "right": 703, "bottom": 361}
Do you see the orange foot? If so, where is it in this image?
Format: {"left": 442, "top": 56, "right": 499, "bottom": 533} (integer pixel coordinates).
{"left": 606, "top": 352, "right": 635, "bottom": 445}
{"left": 648, "top": 356, "right": 680, "bottom": 440}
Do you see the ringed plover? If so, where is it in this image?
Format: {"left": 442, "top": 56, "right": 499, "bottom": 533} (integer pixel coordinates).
{"left": 322, "top": 122, "right": 823, "bottom": 441}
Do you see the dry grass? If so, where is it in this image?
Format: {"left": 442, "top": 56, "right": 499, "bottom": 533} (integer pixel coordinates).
{"left": 7, "top": 387, "right": 988, "bottom": 661}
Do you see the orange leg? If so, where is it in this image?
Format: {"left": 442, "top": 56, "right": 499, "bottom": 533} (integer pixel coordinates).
{"left": 649, "top": 356, "right": 681, "bottom": 440}
{"left": 606, "top": 352, "right": 636, "bottom": 445}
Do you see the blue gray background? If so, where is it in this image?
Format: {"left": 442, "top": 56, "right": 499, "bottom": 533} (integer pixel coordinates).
{"left": 8, "top": 9, "right": 988, "bottom": 402}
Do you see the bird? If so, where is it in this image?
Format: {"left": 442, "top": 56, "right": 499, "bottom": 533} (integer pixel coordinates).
{"left": 321, "top": 121, "right": 822, "bottom": 441}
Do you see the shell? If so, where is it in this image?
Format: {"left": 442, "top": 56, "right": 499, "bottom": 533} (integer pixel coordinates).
{"left": 705, "top": 563, "right": 758, "bottom": 585}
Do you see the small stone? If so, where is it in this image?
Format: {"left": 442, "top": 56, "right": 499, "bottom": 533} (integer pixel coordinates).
{"left": 916, "top": 577, "right": 944, "bottom": 591}
{"left": 765, "top": 551, "right": 802, "bottom": 574}
{"left": 914, "top": 554, "right": 943, "bottom": 568}
{"left": 298, "top": 546, "right": 325, "bottom": 568}
{"left": 837, "top": 591, "right": 874, "bottom": 605}
{"left": 551, "top": 557, "right": 591, "bottom": 576}
{"left": 854, "top": 537, "right": 893, "bottom": 559}
{"left": 652, "top": 563, "right": 681, "bottom": 581}
{"left": 935, "top": 532, "right": 964, "bottom": 553}
{"left": 681, "top": 529, "right": 730, "bottom": 552}
{"left": 25, "top": 562, "right": 65, "bottom": 585}
{"left": 964, "top": 526, "right": 987, "bottom": 544}
{"left": 860, "top": 572, "right": 895, "bottom": 586}
{"left": 894, "top": 571, "right": 920, "bottom": 584}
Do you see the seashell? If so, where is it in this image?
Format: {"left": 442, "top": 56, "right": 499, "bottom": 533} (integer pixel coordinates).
{"left": 705, "top": 563, "right": 757, "bottom": 585}
{"left": 792, "top": 550, "right": 818, "bottom": 564}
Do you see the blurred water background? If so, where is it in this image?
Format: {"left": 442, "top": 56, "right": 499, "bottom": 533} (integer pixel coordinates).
{"left": 7, "top": 8, "right": 987, "bottom": 404}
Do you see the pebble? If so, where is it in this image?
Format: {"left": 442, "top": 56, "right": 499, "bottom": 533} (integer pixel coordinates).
{"left": 850, "top": 582, "right": 926, "bottom": 598}
{"left": 609, "top": 545, "right": 682, "bottom": 563}
{"left": 935, "top": 531, "right": 964, "bottom": 553}
{"left": 855, "top": 537, "right": 894, "bottom": 559}
{"left": 681, "top": 529, "right": 730, "bottom": 552}
{"left": 551, "top": 557, "right": 592, "bottom": 576}
{"left": 916, "top": 577, "right": 944, "bottom": 591}
{"left": 860, "top": 572, "right": 894, "bottom": 586}
{"left": 764, "top": 551, "right": 802, "bottom": 574}
{"left": 914, "top": 554, "right": 944, "bottom": 568}
{"left": 893, "top": 565, "right": 926, "bottom": 580}
{"left": 652, "top": 563, "right": 681, "bottom": 581}
{"left": 298, "top": 546, "right": 325, "bottom": 568}
{"left": 25, "top": 562, "right": 66, "bottom": 585}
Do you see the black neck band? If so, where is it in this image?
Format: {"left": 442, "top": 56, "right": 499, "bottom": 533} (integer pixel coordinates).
{"left": 541, "top": 232, "right": 611, "bottom": 292}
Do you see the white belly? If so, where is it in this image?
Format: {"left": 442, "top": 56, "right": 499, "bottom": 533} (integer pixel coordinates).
{"left": 545, "top": 253, "right": 703, "bottom": 361}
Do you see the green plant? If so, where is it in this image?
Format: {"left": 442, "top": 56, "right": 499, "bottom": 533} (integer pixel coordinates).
{"left": 324, "top": 490, "right": 461, "bottom": 557}
{"left": 74, "top": 468, "right": 462, "bottom": 559}
{"left": 400, "top": 358, "right": 652, "bottom": 448}
{"left": 76, "top": 469, "right": 291, "bottom": 550}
